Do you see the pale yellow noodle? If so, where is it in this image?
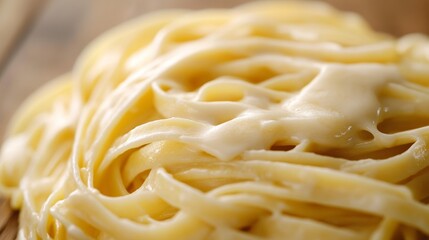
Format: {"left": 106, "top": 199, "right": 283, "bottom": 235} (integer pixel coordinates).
{"left": 1, "top": 1, "right": 429, "bottom": 239}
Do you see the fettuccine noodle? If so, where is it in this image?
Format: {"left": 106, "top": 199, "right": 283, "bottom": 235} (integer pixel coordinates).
{"left": 1, "top": 1, "right": 429, "bottom": 239}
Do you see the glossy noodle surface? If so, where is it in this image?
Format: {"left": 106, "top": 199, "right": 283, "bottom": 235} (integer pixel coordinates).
{"left": 1, "top": 1, "right": 429, "bottom": 239}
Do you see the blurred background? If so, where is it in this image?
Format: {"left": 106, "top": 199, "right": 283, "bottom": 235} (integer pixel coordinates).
{"left": 0, "top": 0, "right": 429, "bottom": 237}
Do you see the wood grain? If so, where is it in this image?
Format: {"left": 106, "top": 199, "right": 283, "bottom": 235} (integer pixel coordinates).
{"left": 0, "top": 199, "right": 18, "bottom": 240}
{"left": 0, "top": 0, "right": 48, "bottom": 72}
{"left": 0, "top": 0, "right": 429, "bottom": 238}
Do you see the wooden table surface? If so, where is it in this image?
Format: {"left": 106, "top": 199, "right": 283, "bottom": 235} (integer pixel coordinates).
{"left": 0, "top": 0, "right": 428, "bottom": 238}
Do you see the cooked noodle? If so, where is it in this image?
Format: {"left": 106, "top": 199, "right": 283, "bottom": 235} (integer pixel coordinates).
{"left": 1, "top": 1, "right": 429, "bottom": 239}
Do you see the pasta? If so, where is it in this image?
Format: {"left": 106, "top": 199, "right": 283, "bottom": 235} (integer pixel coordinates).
{"left": 1, "top": 1, "right": 429, "bottom": 239}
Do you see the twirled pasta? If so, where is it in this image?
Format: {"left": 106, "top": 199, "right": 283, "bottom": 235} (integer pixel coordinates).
{"left": 1, "top": 1, "right": 429, "bottom": 239}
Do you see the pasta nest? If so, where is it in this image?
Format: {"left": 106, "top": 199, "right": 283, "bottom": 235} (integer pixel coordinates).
{"left": 1, "top": 1, "right": 429, "bottom": 239}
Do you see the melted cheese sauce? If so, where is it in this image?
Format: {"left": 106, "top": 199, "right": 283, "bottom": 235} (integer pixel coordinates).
{"left": 1, "top": 1, "right": 429, "bottom": 239}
